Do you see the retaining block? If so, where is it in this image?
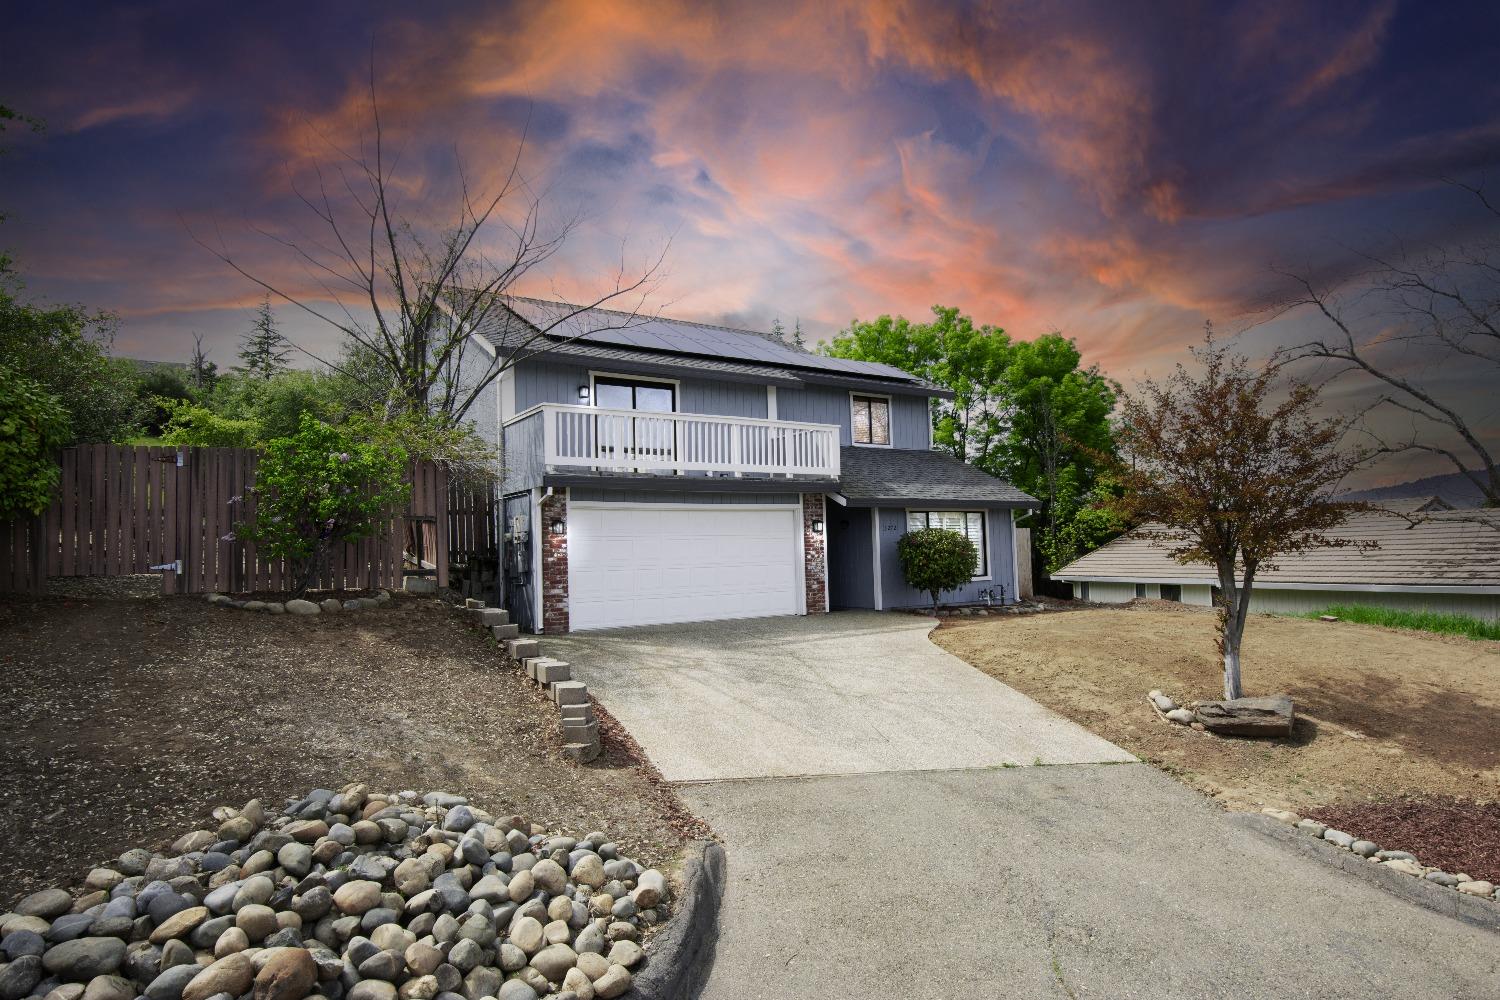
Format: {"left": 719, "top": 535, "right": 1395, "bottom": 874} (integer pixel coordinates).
{"left": 536, "top": 660, "right": 571, "bottom": 684}
{"left": 563, "top": 741, "right": 601, "bottom": 764}
{"left": 560, "top": 703, "right": 594, "bottom": 724}
{"left": 402, "top": 576, "right": 437, "bottom": 595}
{"left": 464, "top": 598, "right": 485, "bottom": 609}
{"left": 552, "top": 680, "right": 589, "bottom": 706}
{"left": 562, "top": 720, "right": 599, "bottom": 743}
{"left": 506, "top": 638, "right": 540, "bottom": 661}
{"left": 479, "top": 608, "right": 510, "bottom": 628}
{"left": 491, "top": 623, "right": 520, "bottom": 641}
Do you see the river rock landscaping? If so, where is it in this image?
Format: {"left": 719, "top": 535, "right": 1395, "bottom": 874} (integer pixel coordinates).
{"left": 0, "top": 785, "right": 667, "bottom": 1000}
{"left": 1, "top": 594, "right": 705, "bottom": 908}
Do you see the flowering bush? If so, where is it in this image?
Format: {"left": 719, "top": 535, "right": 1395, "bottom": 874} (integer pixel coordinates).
{"left": 896, "top": 527, "right": 977, "bottom": 609}
{"left": 240, "top": 413, "right": 411, "bottom": 596}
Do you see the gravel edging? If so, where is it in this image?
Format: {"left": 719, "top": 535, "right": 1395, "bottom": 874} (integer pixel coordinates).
{"left": 1231, "top": 812, "right": 1500, "bottom": 933}
{"left": 631, "top": 839, "right": 726, "bottom": 1000}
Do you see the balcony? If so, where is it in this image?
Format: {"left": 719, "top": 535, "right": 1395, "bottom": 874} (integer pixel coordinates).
{"left": 504, "top": 403, "right": 841, "bottom": 482}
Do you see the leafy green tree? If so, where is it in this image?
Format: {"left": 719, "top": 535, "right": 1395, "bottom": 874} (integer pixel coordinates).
{"left": 239, "top": 413, "right": 411, "bottom": 596}
{"left": 995, "top": 334, "right": 1119, "bottom": 571}
{"left": 136, "top": 366, "right": 194, "bottom": 437}
{"left": 824, "top": 307, "right": 1013, "bottom": 466}
{"left": 897, "top": 527, "right": 978, "bottom": 609}
{"left": 237, "top": 298, "right": 291, "bottom": 380}
{"left": 0, "top": 282, "right": 140, "bottom": 443}
{"left": 0, "top": 364, "right": 70, "bottom": 519}
{"left": 160, "top": 400, "right": 261, "bottom": 447}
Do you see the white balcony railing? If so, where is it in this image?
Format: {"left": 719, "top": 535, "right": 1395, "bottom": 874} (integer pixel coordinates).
{"left": 512, "top": 403, "right": 840, "bottom": 479}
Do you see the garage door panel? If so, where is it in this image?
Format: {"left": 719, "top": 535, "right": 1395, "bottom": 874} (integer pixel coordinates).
{"left": 569, "top": 504, "right": 802, "bottom": 630}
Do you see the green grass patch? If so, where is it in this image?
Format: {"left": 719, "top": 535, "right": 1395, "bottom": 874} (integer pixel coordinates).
{"left": 1300, "top": 604, "right": 1500, "bottom": 641}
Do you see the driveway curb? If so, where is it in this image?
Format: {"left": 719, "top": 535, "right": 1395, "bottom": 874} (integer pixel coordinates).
{"left": 633, "top": 838, "right": 727, "bottom": 1000}
{"left": 1231, "top": 812, "right": 1500, "bottom": 933}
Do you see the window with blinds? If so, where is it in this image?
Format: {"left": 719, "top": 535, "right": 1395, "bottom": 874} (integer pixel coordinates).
{"left": 906, "top": 510, "right": 987, "bottom": 577}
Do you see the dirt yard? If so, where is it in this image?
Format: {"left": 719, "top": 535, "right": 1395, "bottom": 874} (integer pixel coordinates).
{"left": 932, "top": 602, "right": 1500, "bottom": 816}
{"left": 0, "top": 592, "right": 702, "bottom": 908}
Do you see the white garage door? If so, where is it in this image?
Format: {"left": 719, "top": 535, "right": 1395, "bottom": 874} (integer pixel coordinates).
{"left": 568, "top": 503, "right": 803, "bottom": 631}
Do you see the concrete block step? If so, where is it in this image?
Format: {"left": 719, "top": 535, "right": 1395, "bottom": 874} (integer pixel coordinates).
{"left": 464, "top": 598, "right": 486, "bottom": 609}
{"left": 506, "top": 638, "right": 540, "bottom": 661}
{"left": 552, "top": 680, "right": 589, "bottom": 706}
{"left": 563, "top": 741, "right": 601, "bottom": 764}
{"left": 535, "top": 660, "right": 571, "bottom": 684}
{"left": 560, "top": 704, "right": 594, "bottom": 724}
{"left": 491, "top": 623, "right": 520, "bottom": 641}
{"left": 479, "top": 608, "right": 510, "bottom": 628}
{"left": 403, "top": 576, "right": 437, "bottom": 595}
{"left": 561, "top": 719, "right": 599, "bottom": 741}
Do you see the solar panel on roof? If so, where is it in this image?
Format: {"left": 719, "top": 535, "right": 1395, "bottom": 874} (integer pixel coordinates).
{"left": 506, "top": 298, "right": 919, "bottom": 381}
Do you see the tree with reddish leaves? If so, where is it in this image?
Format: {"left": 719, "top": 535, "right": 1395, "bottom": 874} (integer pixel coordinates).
{"left": 1108, "top": 330, "right": 1367, "bottom": 700}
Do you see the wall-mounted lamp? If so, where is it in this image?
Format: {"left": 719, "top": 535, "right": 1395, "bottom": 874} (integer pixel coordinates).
{"left": 550, "top": 519, "right": 566, "bottom": 535}
{"left": 811, "top": 519, "right": 824, "bottom": 534}
{"left": 577, "top": 385, "right": 591, "bottom": 401}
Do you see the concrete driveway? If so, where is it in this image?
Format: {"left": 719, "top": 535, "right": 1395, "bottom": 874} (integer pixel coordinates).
{"left": 550, "top": 612, "right": 1498, "bottom": 999}
{"left": 545, "top": 612, "right": 1133, "bottom": 781}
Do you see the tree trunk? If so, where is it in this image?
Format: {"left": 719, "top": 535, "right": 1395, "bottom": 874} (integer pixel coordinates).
{"left": 1222, "top": 646, "right": 1242, "bottom": 701}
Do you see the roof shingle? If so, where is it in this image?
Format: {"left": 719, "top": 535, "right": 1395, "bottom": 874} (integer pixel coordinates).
{"left": 837, "top": 447, "right": 1036, "bottom": 506}
{"left": 1054, "top": 508, "right": 1500, "bottom": 589}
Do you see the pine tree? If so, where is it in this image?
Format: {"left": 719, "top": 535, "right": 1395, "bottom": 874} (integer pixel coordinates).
{"left": 770, "top": 317, "right": 786, "bottom": 344}
{"left": 792, "top": 318, "right": 806, "bottom": 349}
{"left": 238, "top": 298, "right": 290, "bottom": 380}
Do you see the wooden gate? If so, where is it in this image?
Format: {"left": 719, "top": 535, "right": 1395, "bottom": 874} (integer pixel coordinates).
{"left": 0, "top": 445, "right": 454, "bottom": 595}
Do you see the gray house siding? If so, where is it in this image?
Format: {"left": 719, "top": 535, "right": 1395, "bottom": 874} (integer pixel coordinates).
{"left": 776, "top": 385, "right": 929, "bottom": 447}
{"left": 828, "top": 506, "right": 876, "bottom": 609}
{"left": 501, "top": 410, "right": 544, "bottom": 494}
{"left": 515, "top": 359, "right": 767, "bottom": 419}
{"left": 1071, "top": 581, "right": 1500, "bottom": 621}
{"left": 876, "top": 506, "right": 1017, "bottom": 607}
{"left": 451, "top": 337, "right": 501, "bottom": 453}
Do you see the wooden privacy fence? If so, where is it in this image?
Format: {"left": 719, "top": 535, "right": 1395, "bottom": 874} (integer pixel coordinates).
{"left": 0, "top": 445, "right": 495, "bottom": 596}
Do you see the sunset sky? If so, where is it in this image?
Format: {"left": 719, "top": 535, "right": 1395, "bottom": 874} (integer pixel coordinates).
{"left": 3, "top": 1, "right": 1498, "bottom": 487}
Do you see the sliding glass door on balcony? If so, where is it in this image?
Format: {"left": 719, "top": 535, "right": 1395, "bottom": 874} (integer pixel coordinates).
{"left": 593, "top": 377, "right": 677, "bottom": 465}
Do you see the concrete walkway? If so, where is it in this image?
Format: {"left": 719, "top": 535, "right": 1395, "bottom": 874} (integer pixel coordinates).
{"left": 552, "top": 612, "right": 1497, "bottom": 999}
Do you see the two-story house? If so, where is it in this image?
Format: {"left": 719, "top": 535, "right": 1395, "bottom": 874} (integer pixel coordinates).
{"left": 464, "top": 297, "right": 1035, "bottom": 633}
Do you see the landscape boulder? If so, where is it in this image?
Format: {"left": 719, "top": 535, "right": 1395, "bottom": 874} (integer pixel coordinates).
{"left": 1193, "top": 694, "right": 1294, "bottom": 737}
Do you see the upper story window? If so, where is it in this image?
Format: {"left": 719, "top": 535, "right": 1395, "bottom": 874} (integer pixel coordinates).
{"left": 851, "top": 393, "right": 891, "bottom": 446}
{"left": 594, "top": 376, "right": 675, "bottom": 413}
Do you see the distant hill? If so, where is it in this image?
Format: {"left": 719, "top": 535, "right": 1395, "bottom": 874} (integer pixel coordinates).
{"left": 1345, "top": 470, "right": 1488, "bottom": 508}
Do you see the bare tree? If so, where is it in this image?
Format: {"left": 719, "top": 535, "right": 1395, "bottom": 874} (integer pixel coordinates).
{"left": 1275, "top": 183, "right": 1500, "bottom": 507}
{"left": 195, "top": 70, "right": 668, "bottom": 430}
{"left": 1108, "top": 331, "right": 1368, "bottom": 700}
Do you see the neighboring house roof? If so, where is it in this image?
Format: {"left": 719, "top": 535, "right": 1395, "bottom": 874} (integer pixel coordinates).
{"left": 1053, "top": 503, "right": 1500, "bottom": 592}
{"left": 468, "top": 296, "right": 952, "bottom": 397}
{"left": 837, "top": 447, "right": 1037, "bottom": 507}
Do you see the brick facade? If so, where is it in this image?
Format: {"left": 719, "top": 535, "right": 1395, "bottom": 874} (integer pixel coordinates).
{"left": 802, "top": 493, "right": 828, "bottom": 615}
{"left": 540, "top": 492, "right": 570, "bottom": 634}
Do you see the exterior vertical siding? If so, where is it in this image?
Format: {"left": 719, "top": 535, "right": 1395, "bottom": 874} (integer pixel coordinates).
{"left": 876, "top": 507, "right": 1018, "bottom": 607}
{"left": 776, "top": 385, "right": 930, "bottom": 447}
{"left": 514, "top": 359, "right": 768, "bottom": 419}
{"left": 501, "top": 411, "right": 544, "bottom": 494}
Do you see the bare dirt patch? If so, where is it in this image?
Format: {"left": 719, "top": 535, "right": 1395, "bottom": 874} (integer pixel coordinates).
{"left": 930, "top": 603, "right": 1500, "bottom": 815}
{"left": 0, "top": 593, "right": 702, "bottom": 908}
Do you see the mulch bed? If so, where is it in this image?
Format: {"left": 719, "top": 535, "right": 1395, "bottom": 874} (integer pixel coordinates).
{"left": 1309, "top": 797, "right": 1500, "bottom": 883}
{"left": 0, "top": 592, "right": 702, "bottom": 908}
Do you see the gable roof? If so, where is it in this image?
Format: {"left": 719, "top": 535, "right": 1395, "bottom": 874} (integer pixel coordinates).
{"left": 467, "top": 296, "right": 952, "bottom": 397}
{"left": 1053, "top": 505, "right": 1500, "bottom": 591}
{"left": 837, "top": 447, "right": 1036, "bottom": 507}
